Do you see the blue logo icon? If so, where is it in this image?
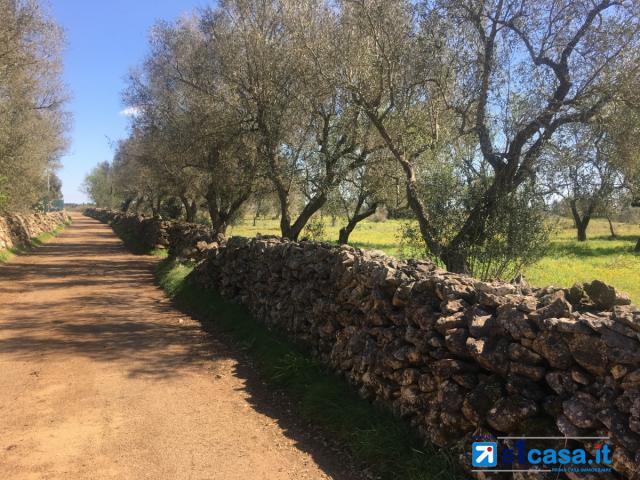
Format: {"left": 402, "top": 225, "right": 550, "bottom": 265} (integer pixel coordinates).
{"left": 472, "top": 442, "right": 497, "bottom": 467}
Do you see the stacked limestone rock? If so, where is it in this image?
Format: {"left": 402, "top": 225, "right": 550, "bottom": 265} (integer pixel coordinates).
{"left": 84, "top": 208, "right": 222, "bottom": 259}
{"left": 0, "top": 211, "right": 70, "bottom": 251}
{"left": 167, "top": 222, "right": 224, "bottom": 260}
{"left": 87, "top": 209, "right": 171, "bottom": 250}
{"left": 83, "top": 208, "right": 114, "bottom": 224}
{"left": 190, "top": 237, "right": 640, "bottom": 479}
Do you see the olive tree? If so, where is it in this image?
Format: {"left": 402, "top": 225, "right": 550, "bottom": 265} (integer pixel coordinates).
{"left": 542, "top": 124, "right": 626, "bottom": 241}
{"left": 82, "top": 162, "right": 118, "bottom": 209}
{"left": 111, "top": 135, "right": 176, "bottom": 217}
{"left": 335, "top": 0, "right": 639, "bottom": 277}
{"left": 432, "top": 0, "right": 640, "bottom": 271}
{"left": 123, "top": 16, "right": 257, "bottom": 232}
{"left": 607, "top": 78, "right": 640, "bottom": 250}
{"left": 333, "top": 147, "right": 399, "bottom": 244}
{"left": 206, "top": 0, "right": 371, "bottom": 240}
{"left": 0, "top": 0, "right": 68, "bottom": 212}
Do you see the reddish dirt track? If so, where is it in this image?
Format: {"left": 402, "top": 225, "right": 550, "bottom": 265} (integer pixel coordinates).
{"left": 0, "top": 213, "right": 359, "bottom": 480}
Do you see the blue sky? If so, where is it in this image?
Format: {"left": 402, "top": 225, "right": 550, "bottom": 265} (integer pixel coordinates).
{"left": 51, "top": 0, "right": 207, "bottom": 203}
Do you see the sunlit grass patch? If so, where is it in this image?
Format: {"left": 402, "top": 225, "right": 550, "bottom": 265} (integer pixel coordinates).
{"left": 525, "top": 219, "right": 640, "bottom": 303}
{"left": 150, "top": 247, "right": 169, "bottom": 258}
{"left": 228, "top": 217, "right": 405, "bottom": 256}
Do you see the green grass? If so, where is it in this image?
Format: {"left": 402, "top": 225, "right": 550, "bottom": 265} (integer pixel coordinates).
{"left": 156, "top": 257, "right": 463, "bottom": 480}
{"left": 229, "top": 216, "right": 640, "bottom": 303}
{"left": 228, "top": 217, "right": 406, "bottom": 256}
{"left": 525, "top": 218, "right": 640, "bottom": 303}
{"left": 0, "top": 220, "right": 72, "bottom": 263}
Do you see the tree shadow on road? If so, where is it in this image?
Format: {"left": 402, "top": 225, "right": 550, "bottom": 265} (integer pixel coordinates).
{"left": 0, "top": 215, "right": 371, "bottom": 480}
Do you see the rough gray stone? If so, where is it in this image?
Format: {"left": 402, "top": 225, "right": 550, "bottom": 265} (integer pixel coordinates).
{"left": 486, "top": 396, "right": 538, "bottom": 432}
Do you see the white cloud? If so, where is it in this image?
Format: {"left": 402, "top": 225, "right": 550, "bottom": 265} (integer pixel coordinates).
{"left": 120, "top": 106, "right": 141, "bottom": 117}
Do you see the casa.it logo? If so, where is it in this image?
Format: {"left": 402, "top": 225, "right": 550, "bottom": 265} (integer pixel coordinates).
{"left": 472, "top": 442, "right": 497, "bottom": 467}
{"left": 471, "top": 437, "right": 613, "bottom": 473}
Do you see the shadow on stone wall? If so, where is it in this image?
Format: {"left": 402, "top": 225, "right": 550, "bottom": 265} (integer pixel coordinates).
{"left": 86, "top": 208, "right": 640, "bottom": 479}
{"left": 0, "top": 211, "right": 70, "bottom": 252}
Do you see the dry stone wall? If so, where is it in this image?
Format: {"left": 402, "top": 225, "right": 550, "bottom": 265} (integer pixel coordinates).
{"left": 86, "top": 208, "right": 640, "bottom": 479}
{"left": 0, "top": 211, "right": 70, "bottom": 251}
{"left": 192, "top": 238, "right": 640, "bottom": 479}
{"left": 84, "top": 208, "right": 223, "bottom": 259}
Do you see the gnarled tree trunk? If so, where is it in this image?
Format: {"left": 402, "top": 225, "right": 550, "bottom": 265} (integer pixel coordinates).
{"left": 205, "top": 186, "right": 250, "bottom": 236}
{"left": 607, "top": 216, "right": 617, "bottom": 239}
{"left": 179, "top": 195, "right": 198, "bottom": 223}
{"left": 120, "top": 197, "right": 134, "bottom": 213}
{"left": 570, "top": 200, "right": 592, "bottom": 242}
{"left": 272, "top": 174, "right": 329, "bottom": 241}
{"left": 338, "top": 202, "right": 378, "bottom": 245}
{"left": 150, "top": 195, "right": 163, "bottom": 218}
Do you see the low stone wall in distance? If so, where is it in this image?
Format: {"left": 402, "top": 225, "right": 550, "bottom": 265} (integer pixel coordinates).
{"left": 191, "top": 236, "right": 640, "bottom": 479}
{"left": 84, "top": 208, "right": 223, "bottom": 259}
{"left": 0, "top": 211, "right": 70, "bottom": 251}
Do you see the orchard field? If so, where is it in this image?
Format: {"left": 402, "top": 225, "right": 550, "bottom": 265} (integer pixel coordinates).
{"left": 228, "top": 217, "right": 640, "bottom": 304}
{"left": 4, "top": 0, "right": 640, "bottom": 478}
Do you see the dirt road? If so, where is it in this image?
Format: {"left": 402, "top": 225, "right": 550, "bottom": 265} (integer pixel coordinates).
{"left": 0, "top": 213, "right": 356, "bottom": 480}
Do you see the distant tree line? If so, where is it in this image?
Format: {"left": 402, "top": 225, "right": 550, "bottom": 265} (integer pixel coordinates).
{"left": 0, "top": 0, "right": 68, "bottom": 213}
{"left": 84, "top": 0, "right": 640, "bottom": 278}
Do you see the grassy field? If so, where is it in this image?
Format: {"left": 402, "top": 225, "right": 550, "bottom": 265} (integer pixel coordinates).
{"left": 228, "top": 216, "right": 640, "bottom": 303}
{"left": 228, "top": 217, "right": 407, "bottom": 256}
{"left": 525, "top": 218, "right": 640, "bottom": 303}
